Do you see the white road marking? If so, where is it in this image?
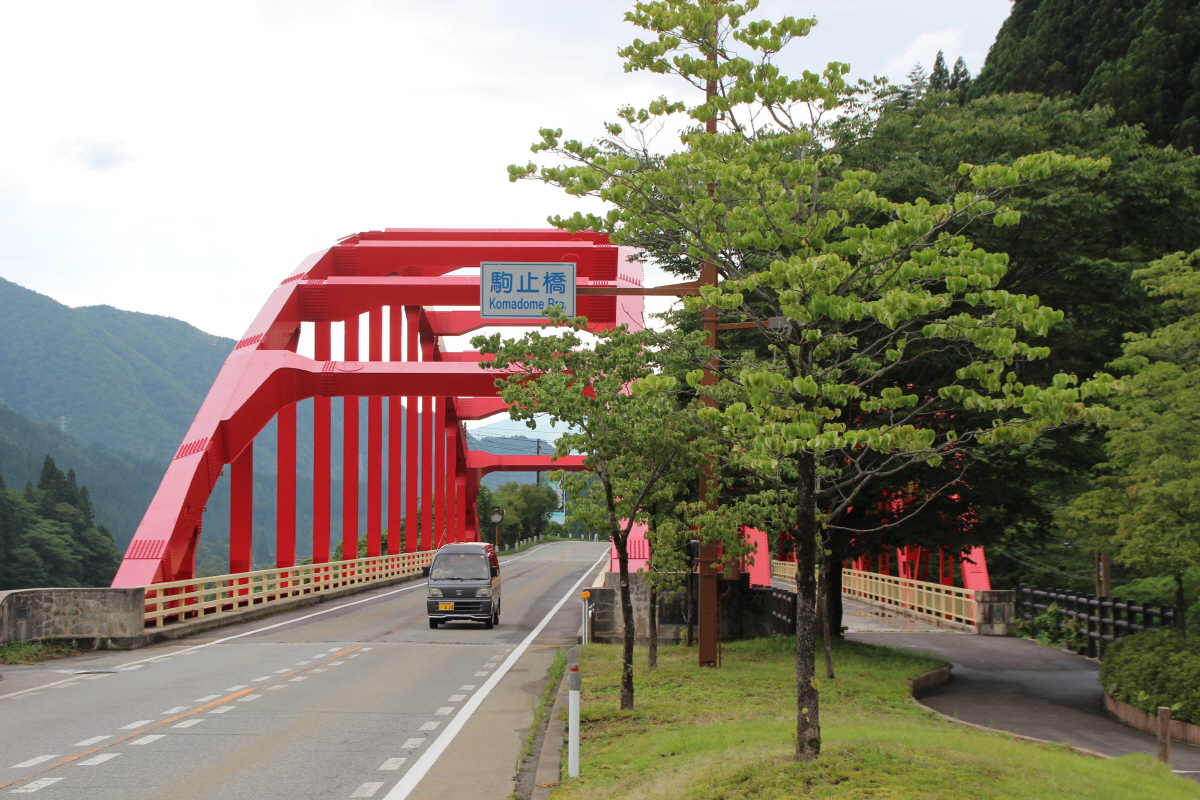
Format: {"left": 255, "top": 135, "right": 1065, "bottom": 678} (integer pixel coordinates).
{"left": 419, "top": 722, "right": 440, "bottom": 731}
{"left": 50, "top": 682, "right": 80, "bottom": 690}
{"left": 72, "top": 736, "right": 111, "bottom": 747}
{"left": 382, "top": 547, "right": 609, "bottom": 800}
{"left": 459, "top": 685, "right": 476, "bottom": 691}
{"left": 273, "top": 669, "right": 291, "bottom": 674}
{"left": 266, "top": 686, "right": 287, "bottom": 691}
{"left": 11, "top": 756, "right": 57, "bottom": 769}
{"left": 295, "top": 661, "right": 312, "bottom": 665}
{"left": 210, "top": 706, "right": 235, "bottom": 714}
{"left": 311, "top": 668, "right": 328, "bottom": 673}
{"left": 347, "top": 653, "right": 360, "bottom": 658}
{"left": 120, "top": 665, "right": 144, "bottom": 670}
{"left": 474, "top": 671, "right": 488, "bottom": 677}
{"left": 225, "top": 685, "right": 249, "bottom": 691}
{"left": 252, "top": 676, "right": 272, "bottom": 682}
{"left": 172, "top": 719, "right": 204, "bottom": 728}
{"left": 129, "top": 735, "right": 165, "bottom": 745}
{"left": 361, "top": 647, "right": 374, "bottom": 651}
{"left": 330, "top": 661, "right": 345, "bottom": 666}
{"left": 83, "top": 674, "right": 111, "bottom": 680}
{"left": 351, "top": 783, "right": 385, "bottom": 797}
{"left": 195, "top": 695, "right": 221, "bottom": 702}
{"left": 483, "top": 663, "right": 496, "bottom": 668}
{"left": 289, "top": 676, "right": 308, "bottom": 682}
{"left": 435, "top": 707, "right": 454, "bottom": 716}
{"left": 400, "top": 739, "right": 425, "bottom": 749}
{"left": 121, "top": 720, "right": 153, "bottom": 730}
{"left": 162, "top": 706, "right": 190, "bottom": 714}
{"left": 447, "top": 695, "right": 464, "bottom": 702}
{"left": 379, "top": 758, "right": 407, "bottom": 770}
{"left": 102, "top": 581, "right": 429, "bottom": 672}
{"left": 11, "top": 777, "right": 64, "bottom": 792}
{"left": 78, "top": 753, "right": 121, "bottom": 766}
{"left": 239, "top": 694, "right": 263, "bottom": 702}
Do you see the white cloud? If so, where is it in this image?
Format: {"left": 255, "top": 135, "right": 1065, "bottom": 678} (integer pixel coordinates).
{"left": 55, "top": 140, "right": 134, "bottom": 172}
{"left": 881, "top": 28, "right": 964, "bottom": 84}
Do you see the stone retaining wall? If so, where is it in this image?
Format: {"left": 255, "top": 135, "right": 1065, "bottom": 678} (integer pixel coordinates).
{"left": 0, "top": 588, "right": 146, "bottom": 650}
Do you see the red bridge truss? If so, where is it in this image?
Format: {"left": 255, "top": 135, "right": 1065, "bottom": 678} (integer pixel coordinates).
{"left": 112, "top": 229, "right": 645, "bottom": 587}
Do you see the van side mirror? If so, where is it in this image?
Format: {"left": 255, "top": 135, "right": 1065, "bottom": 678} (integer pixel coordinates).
{"left": 422, "top": 566, "right": 430, "bottom": 577}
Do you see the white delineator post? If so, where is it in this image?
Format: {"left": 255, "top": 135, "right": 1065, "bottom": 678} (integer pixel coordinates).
{"left": 580, "top": 590, "right": 591, "bottom": 645}
{"left": 568, "top": 649, "right": 581, "bottom": 778}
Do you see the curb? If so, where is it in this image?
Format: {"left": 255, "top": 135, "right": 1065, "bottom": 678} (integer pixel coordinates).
{"left": 530, "top": 673, "right": 570, "bottom": 800}
{"left": 909, "top": 665, "right": 1113, "bottom": 760}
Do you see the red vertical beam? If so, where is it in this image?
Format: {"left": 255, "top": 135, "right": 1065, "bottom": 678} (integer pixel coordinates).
{"left": 277, "top": 403, "right": 297, "bottom": 568}
{"left": 313, "top": 321, "right": 332, "bottom": 564}
{"left": 420, "top": 331, "right": 435, "bottom": 552}
{"left": 405, "top": 307, "right": 420, "bottom": 553}
{"left": 456, "top": 474, "right": 468, "bottom": 543}
{"left": 446, "top": 422, "right": 459, "bottom": 542}
{"left": 343, "top": 315, "right": 360, "bottom": 561}
{"left": 367, "top": 308, "right": 383, "bottom": 557}
{"left": 387, "top": 307, "right": 402, "bottom": 555}
{"left": 433, "top": 397, "right": 446, "bottom": 546}
{"left": 230, "top": 442, "right": 254, "bottom": 574}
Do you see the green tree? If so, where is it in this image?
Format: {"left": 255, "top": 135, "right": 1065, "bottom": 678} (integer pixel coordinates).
{"left": 491, "top": 481, "right": 559, "bottom": 546}
{"left": 511, "top": 0, "right": 1113, "bottom": 759}
{"left": 476, "top": 322, "right": 710, "bottom": 710}
{"left": 1068, "top": 249, "right": 1200, "bottom": 631}
{"left": 971, "top": 0, "right": 1200, "bottom": 149}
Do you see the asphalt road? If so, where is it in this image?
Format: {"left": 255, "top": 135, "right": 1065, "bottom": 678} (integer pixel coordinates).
{"left": 0, "top": 540, "right": 610, "bottom": 800}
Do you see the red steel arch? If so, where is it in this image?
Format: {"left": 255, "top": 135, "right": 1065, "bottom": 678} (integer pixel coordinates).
{"left": 112, "top": 229, "right": 645, "bottom": 587}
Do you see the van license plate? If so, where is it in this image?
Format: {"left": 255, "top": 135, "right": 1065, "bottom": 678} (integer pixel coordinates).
{"left": 438, "top": 602, "right": 455, "bottom": 611}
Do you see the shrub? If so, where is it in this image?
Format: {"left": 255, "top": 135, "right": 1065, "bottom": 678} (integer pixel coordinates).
{"left": 1100, "top": 629, "right": 1200, "bottom": 725}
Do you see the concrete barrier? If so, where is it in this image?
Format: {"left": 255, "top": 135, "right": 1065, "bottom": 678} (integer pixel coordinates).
{"left": 0, "top": 588, "right": 145, "bottom": 650}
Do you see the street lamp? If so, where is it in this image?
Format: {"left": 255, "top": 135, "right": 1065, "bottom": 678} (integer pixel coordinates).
{"left": 491, "top": 508, "right": 505, "bottom": 550}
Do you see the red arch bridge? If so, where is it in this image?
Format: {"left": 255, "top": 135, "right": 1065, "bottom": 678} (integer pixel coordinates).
{"left": 111, "top": 229, "right": 650, "bottom": 621}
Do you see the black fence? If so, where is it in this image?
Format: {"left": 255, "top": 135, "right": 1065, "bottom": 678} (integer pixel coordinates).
{"left": 771, "top": 588, "right": 795, "bottom": 636}
{"left": 1017, "top": 584, "right": 1176, "bottom": 658}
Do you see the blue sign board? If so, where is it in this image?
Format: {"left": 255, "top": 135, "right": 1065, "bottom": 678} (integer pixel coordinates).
{"left": 480, "top": 262, "right": 576, "bottom": 320}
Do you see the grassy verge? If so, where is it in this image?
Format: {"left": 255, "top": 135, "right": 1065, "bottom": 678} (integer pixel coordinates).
{"left": 0, "top": 639, "right": 89, "bottom": 665}
{"left": 517, "top": 648, "right": 569, "bottom": 771}
{"left": 553, "top": 637, "right": 1195, "bottom": 800}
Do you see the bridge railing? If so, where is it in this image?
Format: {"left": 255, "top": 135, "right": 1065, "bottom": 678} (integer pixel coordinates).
{"left": 770, "top": 561, "right": 978, "bottom": 628}
{"left": 143, "top": 550, "right": 436, "bottom": 628}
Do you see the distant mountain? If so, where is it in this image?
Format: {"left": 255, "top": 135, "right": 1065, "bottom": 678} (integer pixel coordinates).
{"left": 465, "top": 428, "right": 563, "bottom": 489}
{"left": 0, "top": 276, "right": 233, "bottom": 462}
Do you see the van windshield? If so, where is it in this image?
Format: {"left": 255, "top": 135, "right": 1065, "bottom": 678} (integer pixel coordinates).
{"left": 430, "top": 553, "right": 490, "bottom": 581}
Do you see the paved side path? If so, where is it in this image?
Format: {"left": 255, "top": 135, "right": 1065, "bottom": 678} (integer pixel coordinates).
{"left": 849, "top": 622, "right": 1200, "bottom": 780}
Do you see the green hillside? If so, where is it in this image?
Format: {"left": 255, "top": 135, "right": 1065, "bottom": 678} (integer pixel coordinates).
{"left": 971, "top": 0, "right": 1200, "bottom": 149}
{"left": 0, "top": 276, "right": 233, "bottom": 462}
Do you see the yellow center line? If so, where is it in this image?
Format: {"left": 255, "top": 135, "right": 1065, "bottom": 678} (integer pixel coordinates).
{"left": 0, "top": 645, "right": 364, "bottom": 789}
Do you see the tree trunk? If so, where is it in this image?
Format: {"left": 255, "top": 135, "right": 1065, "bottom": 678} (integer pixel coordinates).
{"left": 794, "top": 452, "right": 821, "bottom": 761}
{"left": 686, "top": 570, "right": 695, "bottom": 647}
{"left": 616, "top": 534, "right": 636, "bottom": 710}
{"left": 648, "top": 584, "right": 658, "bottom": 671}
{"left": 819, "top": 563, "right": 835, "bottom": 680}
{"left": 1175, "top": 572, "right": 1187, "bottom": 636}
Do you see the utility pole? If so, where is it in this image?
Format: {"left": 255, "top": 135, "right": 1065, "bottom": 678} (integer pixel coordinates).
{"left": 536, "top": 438, "right": 541, "bottom": 485}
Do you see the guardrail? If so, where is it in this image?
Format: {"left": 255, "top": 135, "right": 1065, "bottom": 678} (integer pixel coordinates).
{"left": 770, "top": 561, "right": 979, "bottom": 629}
{"left": 143, "top": 550, "right": 436, "bottom": 628}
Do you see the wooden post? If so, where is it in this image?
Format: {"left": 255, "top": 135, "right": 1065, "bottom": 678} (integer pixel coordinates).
{"left": 1158, "top": 706, "right": 1171, "bottom": 764}
{"left": 1095, "top": 550, "right": 1112, "bottom": 598}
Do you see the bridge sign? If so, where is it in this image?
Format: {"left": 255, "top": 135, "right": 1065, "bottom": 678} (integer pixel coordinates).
{"left": 480, "top": 262, "right": 576, "bottom": 319}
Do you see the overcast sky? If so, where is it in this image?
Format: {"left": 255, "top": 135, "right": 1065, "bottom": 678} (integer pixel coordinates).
{"left": 0, "top": 0, "right": 1011, "bottom": 340}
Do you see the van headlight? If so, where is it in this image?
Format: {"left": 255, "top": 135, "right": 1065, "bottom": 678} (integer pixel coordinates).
{"left": 428, "top": 587, "right": 443, "bottom": 597}
{"left": 475, "top": 587, "right": 491, "bottom": 597}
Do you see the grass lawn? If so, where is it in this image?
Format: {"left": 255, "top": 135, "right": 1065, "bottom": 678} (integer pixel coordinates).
{"left": 553, "top": 637, "right": 1197, "bottom": 800}
{"left": 0, "top": 639, "right": 88, "bottom": 664}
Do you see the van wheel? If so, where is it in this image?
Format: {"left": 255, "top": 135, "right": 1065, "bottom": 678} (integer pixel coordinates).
{"left": 429, "top": 619, "right": 439, "bottom": 629}
{"left": 484, "top": 614, "right": 494, "bottom": 630}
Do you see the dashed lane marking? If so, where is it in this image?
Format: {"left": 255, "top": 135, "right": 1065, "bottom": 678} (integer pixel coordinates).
{"left": 128, "top": 736, "right": 164, "bottom": 745}
{"left": 400, "top": 739, "right": 425, "bottom": 749}
{"left": 459, "top": 685, "right": 476, "bottom": 691}
{"left": 78, "top": 753, "right": 121, "bottom": 766}
{"left": 225, "top": 685, "right": 249, "bottom": 691}
{"left": 10, "top": 757, "right": 57, "bottom": 769}
{"left": 71, "top": 737, "right": 110, "bottom": 747}
{"left": 474, "top": 671, "right": 489, "bottom": 677}
{"left": 351, "top": 782, "right": 385, "bottom": 797}
{"left": 210, "top": 707, "right": 235, "bottom": 714}
{"left": 379, "top": 758, "right": 407, "bottom": 771}
{"left": 252, "top": 676, "right": 272, "bottom": 681}
{"left": 239, "top": 694, "right": 263, "bottom": 702}
{"left": 273, "top": 669, "right": 291, "bottom": 674}
{"left": 290, "top": 676, "right": 308, "bottom": 682}
{"left": 447, "top": 695, "right": 464, "bottom": 702}
{"left": 172, "top": 719, "right": 204, "bottom": 729}
{"left": 121, "top": 720, "right": 154, "bottom": 730}
{"left": 195, "top": 695, "right": 221, "bottom": 702}
{"left": 11, "top": 777, "right": 63, "bottom": 792}
{"left": 419, "top": 722, "right": 440, "bottom": 731}
{"left": 162, "top": 706, "right": 190, "bottom": 714}
{"left": 435, "top": 707, "right": 453, "bottom": 716}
